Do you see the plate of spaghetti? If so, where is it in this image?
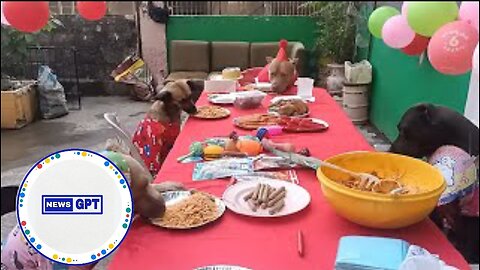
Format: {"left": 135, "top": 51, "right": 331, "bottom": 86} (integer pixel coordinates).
{"left": 151, "top": 190, "right": 226, "bottom": 229}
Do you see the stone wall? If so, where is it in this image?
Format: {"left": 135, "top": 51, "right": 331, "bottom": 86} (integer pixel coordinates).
{"left": 37, "top": 15, "right": 137, "bottom": 87}
{"left": 0, "top": 15, "right": 138, "bottom": 96}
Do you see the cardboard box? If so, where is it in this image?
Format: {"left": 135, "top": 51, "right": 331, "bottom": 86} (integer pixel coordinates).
{"left": 1, "top": 82, "right": 38, "bottom": 129}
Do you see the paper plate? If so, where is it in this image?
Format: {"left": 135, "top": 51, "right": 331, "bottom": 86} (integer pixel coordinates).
{"left": 193, "top": 106, "right": 231, "bottom": 120}
{"left": 152, "top": 191, "right": 226, "bottom": 229}
{"left": 208, "top": 94, "right": 236, "bottom": 104}
{"left": 222, "top": 179, "right": 310, "bottom": 217}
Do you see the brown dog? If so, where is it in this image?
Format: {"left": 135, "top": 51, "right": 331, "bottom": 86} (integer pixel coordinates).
{"left": 266, "top": 56, "right": 298, "bottom": 94}
{"left": 132, "top": 79, "right": 202, "bottom": 176}
{"left": 105, "top": 138, "right": 185, "bottom": 219}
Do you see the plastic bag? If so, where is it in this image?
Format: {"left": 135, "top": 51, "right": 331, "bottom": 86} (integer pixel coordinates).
{"left": 398, "top": 245, "right": 459, "bottom": 270}
{"left": 345, "top": 60, "right": 372, "bottom": 84}
{"left": 253, "top": 155, "right": 298, "bottom": 171}
{"left": 192, "top": 158, "right": 254, "bottom": 181}
{"left": 37, "top": 65, "right": 69, "bottom": 119}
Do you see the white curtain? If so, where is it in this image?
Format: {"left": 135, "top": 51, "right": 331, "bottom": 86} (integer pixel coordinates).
{"left": 464, "top": 44, "right": 479, "bottom": 127}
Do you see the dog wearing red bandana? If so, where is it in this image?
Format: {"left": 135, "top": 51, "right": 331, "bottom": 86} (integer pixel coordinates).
{"left": 132, "top": 79, "right": 202, "bottom": 176}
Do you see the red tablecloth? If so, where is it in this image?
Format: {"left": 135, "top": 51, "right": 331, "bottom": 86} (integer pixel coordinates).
{"left": 108, "top": 88, "right": 470, "bottom": 270}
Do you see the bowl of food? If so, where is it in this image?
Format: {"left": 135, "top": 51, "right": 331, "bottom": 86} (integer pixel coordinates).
{"left": 316, "top": 151, "right": 446, "bottom": 229}
{"left": 233, "top": 90, "right": 267, "bottom": 110}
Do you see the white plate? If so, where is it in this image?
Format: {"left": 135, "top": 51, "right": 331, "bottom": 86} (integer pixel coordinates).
{"left": 153, "top": 191, "right": 226, "bottom": 229}
{"left": 254, "top": 82, "right": 272, "bottom": 91}
{"left": 208, "top": 94, "right": 236, "bottom": 104}
{"left": 311, "top": 118, "right": 330, "bottom": 128}
{"left": 222, "top": 179, "right": 310, "bottom": 217}
{"left": 267, "top": 110, "right": 310, "bottom": 118}
{"left": 195, "top": 266, "right": 251, "bottom": 270}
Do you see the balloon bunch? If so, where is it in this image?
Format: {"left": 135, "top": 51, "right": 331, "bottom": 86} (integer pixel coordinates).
{"left": 1, "top": 1, "right": 107, "bottom": 33}
{"left": 369, "top": 2, "right": 479, "bottom": 75}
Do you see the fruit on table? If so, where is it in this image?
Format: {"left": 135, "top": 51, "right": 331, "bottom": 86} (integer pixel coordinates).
{"left": 236, "top": 139, "right": 263, "bottom": 156}
{"left": 203, "top": 145, "right": 225, "bottom": 160}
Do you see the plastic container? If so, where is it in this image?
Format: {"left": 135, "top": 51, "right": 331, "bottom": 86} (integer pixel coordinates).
{"left": 233, "top": 90, "right": 267, "bottom": 109}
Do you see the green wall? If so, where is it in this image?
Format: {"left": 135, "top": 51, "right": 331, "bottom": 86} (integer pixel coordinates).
{"left": 369, "top": 38, "right": 471, "bottom": 141}
{"left": 167, "top": 15, "right": 317, "bottom": 50}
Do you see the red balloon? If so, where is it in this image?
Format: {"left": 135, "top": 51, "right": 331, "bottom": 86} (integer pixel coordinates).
{"left": 401, "top": 34, "right": 430, "bottom": 56}
{"left": 3, "top": 1, "right": 49, "bottom": 33}
{"left": 428, "top": 21, "right": 479, "bottom": 75}
{"left": 77, "top": 1, "right": 107, "bottom": 21}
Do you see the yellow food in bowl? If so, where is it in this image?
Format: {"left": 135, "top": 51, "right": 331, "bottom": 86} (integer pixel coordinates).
{"left": 316, "top": 151, "right": 446, "bottom": 229}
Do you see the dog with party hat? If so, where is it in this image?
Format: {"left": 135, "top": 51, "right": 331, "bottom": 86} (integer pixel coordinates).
{"left": 256, "top": 39, "right": 298, "bottom": 94}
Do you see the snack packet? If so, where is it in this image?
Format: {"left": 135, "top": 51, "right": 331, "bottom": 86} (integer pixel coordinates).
{"left": 192, "top": 158, "right": 254, "bottom": 181}
{"left": 253, "top": 155, "right": 297, "bottom": 171}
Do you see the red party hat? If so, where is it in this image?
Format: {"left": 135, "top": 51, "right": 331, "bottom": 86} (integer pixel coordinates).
{"left": 257, "top": 40, "right": 289, "bottom": 82}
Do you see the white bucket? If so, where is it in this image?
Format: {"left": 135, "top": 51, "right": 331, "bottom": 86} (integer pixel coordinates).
{"left": 343, "top": 104, "right": 369, "bottom": 124}
{"left": 343, "top": 84, "right": 369, "bottom": 107}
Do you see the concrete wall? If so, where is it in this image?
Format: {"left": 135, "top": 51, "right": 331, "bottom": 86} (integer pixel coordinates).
{"left": 138, "top": 2, "right": 168, "bottom": 87}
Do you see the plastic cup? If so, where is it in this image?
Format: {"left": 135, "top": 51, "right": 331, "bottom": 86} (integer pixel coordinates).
{"left": 297, "top": 77, "right": 314, "bottom": 98}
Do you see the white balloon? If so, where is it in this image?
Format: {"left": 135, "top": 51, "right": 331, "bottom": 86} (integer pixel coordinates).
{"left": 473, "top": 44, "right": 479, "bottom": 75}
{"left": 1, "top": 1, "right": 10, "bottom": 26}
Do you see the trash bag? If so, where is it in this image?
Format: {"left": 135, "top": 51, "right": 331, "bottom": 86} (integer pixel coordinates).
{"left": 37, "top": 65, "right": 69, "bottom": 119}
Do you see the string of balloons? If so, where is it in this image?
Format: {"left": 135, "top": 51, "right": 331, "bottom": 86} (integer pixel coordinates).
{"left": 368, "top": 2, "right": 478, "bottom": 75}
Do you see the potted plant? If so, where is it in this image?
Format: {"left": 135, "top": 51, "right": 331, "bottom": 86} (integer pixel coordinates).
{"left": 305, "top": 2, "right": 358, "bottom": 94}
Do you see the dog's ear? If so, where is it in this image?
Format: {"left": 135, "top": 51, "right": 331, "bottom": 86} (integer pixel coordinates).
{"left": 186, "top": 80, "right": 204, "bottom": 94}
{"left": 155, "top": 90, "right": 173, "bottom": 102}
{"left": 266, "top": 56, "right": 274, "bottom": 64}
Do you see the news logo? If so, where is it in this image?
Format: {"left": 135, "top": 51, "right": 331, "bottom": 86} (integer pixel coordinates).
{"left": 17, "top": 149, "right": 133, "bottom": 265}
{"left": 42, "top": 195, "right": 103, "bottom": 214}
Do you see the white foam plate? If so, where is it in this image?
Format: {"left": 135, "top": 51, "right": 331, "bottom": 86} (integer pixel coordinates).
{"left": 222, "top": 179, "right": 310, "bottom": 218}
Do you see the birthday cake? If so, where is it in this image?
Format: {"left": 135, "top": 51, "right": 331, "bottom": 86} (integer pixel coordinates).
{"left": 222, "top": 67, "right": 241, "bottom": 80}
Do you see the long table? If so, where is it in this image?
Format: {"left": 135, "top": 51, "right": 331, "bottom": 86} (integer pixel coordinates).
{"left": 109, "top": 88, "right": 470, "bottom": 270}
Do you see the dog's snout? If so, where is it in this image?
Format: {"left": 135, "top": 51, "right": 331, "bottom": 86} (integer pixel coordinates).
{"left": 184, "top": 105, "right": 197, "bottom": 115}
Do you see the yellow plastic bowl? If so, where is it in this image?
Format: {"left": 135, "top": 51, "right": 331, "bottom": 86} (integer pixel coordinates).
{"left": 316, "top": 151, "right": 446, "bottom": 229}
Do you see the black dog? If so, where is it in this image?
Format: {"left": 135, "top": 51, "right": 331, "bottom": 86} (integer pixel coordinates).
{"left": 390, "top": 103, "right": 479, "bottom": 263}
{"left": 390, "top": 103, "right": 478, "bottom": 158}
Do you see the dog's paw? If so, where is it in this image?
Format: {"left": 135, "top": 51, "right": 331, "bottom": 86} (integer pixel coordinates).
{"left": 152, "top": 181, "right": 186, "bottom": 193}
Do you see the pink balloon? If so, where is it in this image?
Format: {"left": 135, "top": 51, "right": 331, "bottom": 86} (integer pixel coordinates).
{"left": 428, "top": 21, "right": 479, "bottom": 75}
{"left": 401, "top": 2, "right": 409, "bottom": 16}
{"left": 1, "top": 2, "right": 10, "bottom": 26}
{"left": 382, "top": 15, "right": 416, "bottom": 49}
{"left": 459, "top": 1, "right": 479, "bottom": 32}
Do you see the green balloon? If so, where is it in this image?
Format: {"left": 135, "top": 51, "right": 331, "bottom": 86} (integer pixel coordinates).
{"left": 407, "top": 2, "right": 458, "bottom": 37}
{"left": 368, "top": 6, "right": 400, "bottom": 39}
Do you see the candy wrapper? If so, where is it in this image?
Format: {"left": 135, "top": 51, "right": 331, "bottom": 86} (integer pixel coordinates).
{"left": 192, "top": 158, "right": 254, "bottom": 181}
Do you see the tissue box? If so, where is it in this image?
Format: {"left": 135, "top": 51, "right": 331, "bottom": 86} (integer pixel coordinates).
{"left": 205, "top": 79, "right": 236, "bottom": 93}
{"left": 335, "top": 236, "right": 409, "bottom": 270}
